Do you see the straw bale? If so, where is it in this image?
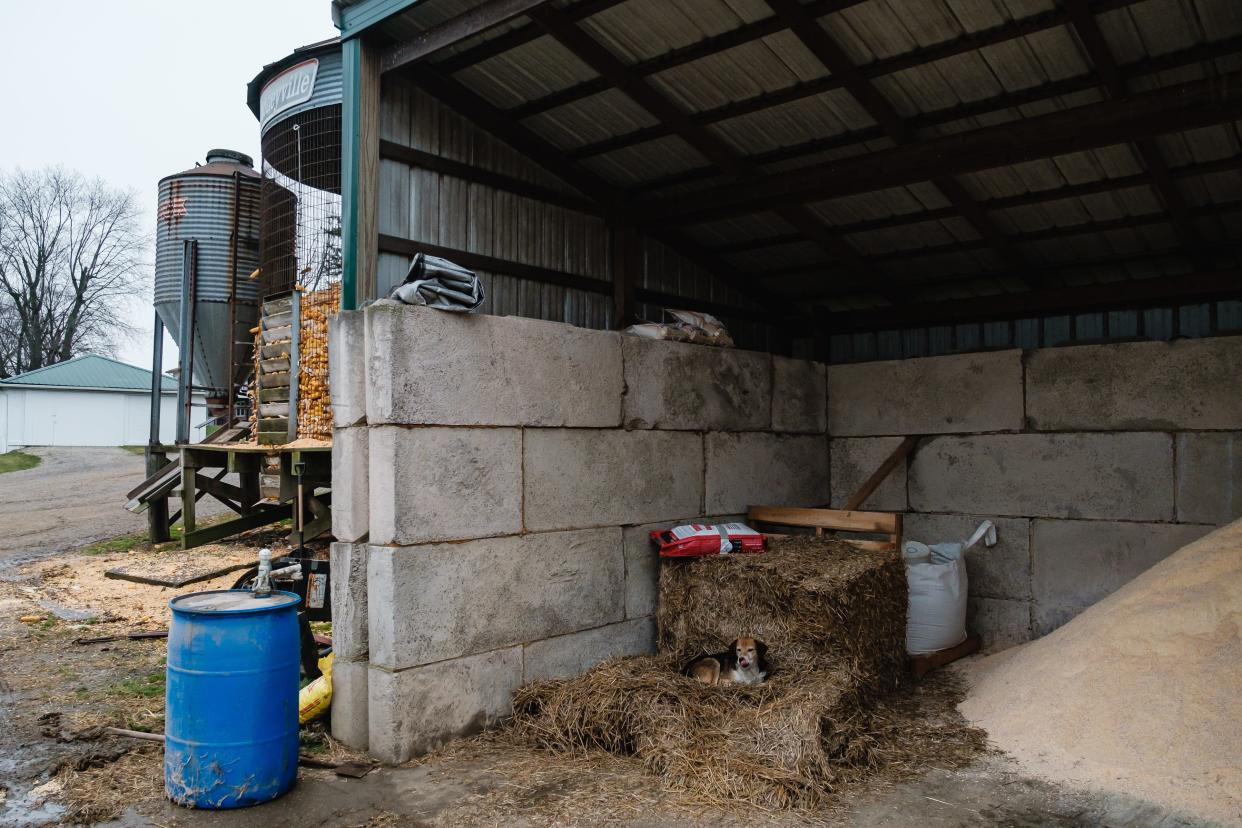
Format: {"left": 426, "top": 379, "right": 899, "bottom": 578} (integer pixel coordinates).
{"left": 512, "top": 536, "right": 910, "bottom": 809}
{"left": 658, "top": 536, "right": 907, "bottom": 694}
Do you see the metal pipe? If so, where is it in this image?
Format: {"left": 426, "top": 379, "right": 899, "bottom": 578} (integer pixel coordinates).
{"left": 148, "top": 310, "right": 165, "bottom": 451}
{"left": 175, "top": 240, "right": 195, "bottom": 445}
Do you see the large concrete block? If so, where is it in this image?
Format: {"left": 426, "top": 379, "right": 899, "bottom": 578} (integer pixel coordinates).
{"left": 365, "top": 301, "right": 622, "bottom": 427}
{"left": 908, "top": 433, "right": 1174, "bottom": 520}
{"left": 772, "top": 356, "right": 826, "bottom": 433}
{"left": 705, "top": 432, "right": 829, "bottom": 515}
{"left": 524, "top": 430, "right": 703, "bottom": 531}
{"left": 621, "top": 514, "right": 745, "bottom": 620}
{"left": 329, "top": 309, "right": 367, "bottom": 428}
{"left": 967, "top": 597, "right": 1032, "bottom": 651}
{"left": 367, "top": 647, "right": 522, "bottom": 763}
{"left": 1026, "top": 338, "right": 1242, "bottom": 431}
{"left": 903, "top": 513, "right": 1031, "bottom": 601}
{"left": 1031, "top": 519, "right": 1212, "bottom": 634}
{"left": 827, "top": 350, "right": 1023, "bottom": 436}
{"left": 330, "top": 659, "right": 369, "bottom": 750}
{"left": 523, "top": 617, "right": 657, "bottom": 683}
{"left": 368, "top": 426, "right": 521, "bottom": 545}
{"left": 622, "top": 337, "right": 771, "bottom": 431}
{"left": 368, "top": 528, "right": 624, "bottom": 670}
{"left": 829, "top": 437, "right": 908, "bottom": 512}
{"left": 330, "top": 542, "right": 369, "bottom": 662}
{"left": 331, "top": 427, "right": 369, "bottom": 543}
{"left": 1176, "top": 432, "right": 1242, "bottom": 525}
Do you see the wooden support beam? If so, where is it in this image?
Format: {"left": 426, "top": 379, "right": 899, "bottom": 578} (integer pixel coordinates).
{"left": 507, "top": 0, "right": 1147, "bottom": 126}
{"left": 626, "top": 34, "right": 1242, "bottom": 196}
{"left": 528, "top": 3, "right": 869, "bottom": 275}
{"left": 819, "top": 269, "right": 1242, "bottom": 333}
{"left": 378, "top": 139, "right": 599, "bottom": 214}
{"left": 1067, "top": 0, "right": 1208, "bottom": 268}
{"left": 377, "top": 233, "right": 777, "bottom": 322}
{"left": 406, "top": 63, "right": 772, "bottom": 305}
{"left": 435, "top": 0, "right": 627, "bottom": 73}
{"left": 341, "top": 36, "right": 381, "bottom": 309}
{"left": 767, "top": 198, "right": 1242, "bottom": 276}
{"left": 710, "top": 154, "right": 1242, "bottom": 256}
{"left": 611, "top": 224, "right": 637, "bottom": 329}
{"left": 182, "top": 505, "right": 293, "bottom": 551}
{"left": 843, "top": 436, "right": 918, "bottom": 511}
{"left": 639, "top": 71, "right": 1242, "bottom": 224}
{"left": 380, "top": 0, "right": 552, "bottom": 74}
{"left": 764, "top": 0, "right": 1029, "bottom": 281}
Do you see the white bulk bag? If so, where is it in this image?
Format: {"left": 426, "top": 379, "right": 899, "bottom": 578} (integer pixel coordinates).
{"left": 904, "top": 521, "right": 996, "bottom": 655}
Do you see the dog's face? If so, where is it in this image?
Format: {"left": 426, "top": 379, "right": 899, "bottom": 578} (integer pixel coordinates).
{"left": 732, "top": 637, "right": 765, "bottom": 670}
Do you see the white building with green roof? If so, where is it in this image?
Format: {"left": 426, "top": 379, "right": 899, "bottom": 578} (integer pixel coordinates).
{"left": 0, "top": 355, "right": 207, "bottom": 452}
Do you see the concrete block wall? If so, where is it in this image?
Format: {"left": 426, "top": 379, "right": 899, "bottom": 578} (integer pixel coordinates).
{"left": 828, "top": 338, "right": 1242, "bottom": 648}
{"left": 330, "top": 302, "right": 829, "bottom": 763}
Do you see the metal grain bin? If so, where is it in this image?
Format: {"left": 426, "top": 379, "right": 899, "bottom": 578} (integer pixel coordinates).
{"left": 248, "top": 39, "right": 343, "bottom": 296}
{"left": 154, "top": 150, "right": 261, "bottom": 392}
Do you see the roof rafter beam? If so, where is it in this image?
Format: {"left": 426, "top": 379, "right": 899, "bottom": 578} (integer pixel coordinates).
{"left": 628, "top": 34, "right": 1242, "bottom": 195}
{"left": 398, "top": 63, "right": 777, "bottom": 309}
{"left": 1067, "top": 0, "right": 1208, "bottom": 268}
{"left": 763, "top": 0, "right": 1028, "bottom": 280}
{"left": 707, "top": 153, "right": 1242, "bottom": 255}
{"left": 636, "top": 71, "right": 1242, "bottom": 224}
{"left": 564, "top": 0, "right": 1154, "bottom": 160}
{"left": 819, "top": 268, "right": 1242, "bottom": 333}
{"left": 805, "top": 242, "right": 1237, "bottom": 302}
{"left": 756, "top": 198, "right": 1242, "bottom": 279}
{"left": 504, "top": 0, "right": 1149, "bottom": 126}
{"left": 379, "top": 0, "right": 553, "bottom": 74}
{"left": 527, "top": 3, "right": 873, "bottom": 275}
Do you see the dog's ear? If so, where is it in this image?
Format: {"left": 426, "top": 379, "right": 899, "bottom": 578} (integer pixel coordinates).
{"left": 729, "top": 638, "right": 739, "bottom": 652}
{"left": 756, "top": 639, "right": 768, "bottom": 663}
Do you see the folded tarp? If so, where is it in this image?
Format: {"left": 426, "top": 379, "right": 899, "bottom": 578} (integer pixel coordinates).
{"left": 389, "top": 253, "right": 485, "bottom": 311}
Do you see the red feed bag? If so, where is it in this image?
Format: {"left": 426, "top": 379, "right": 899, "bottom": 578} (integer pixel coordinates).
{"left": 651, "top": 523, "right": 765, "bottom": 557}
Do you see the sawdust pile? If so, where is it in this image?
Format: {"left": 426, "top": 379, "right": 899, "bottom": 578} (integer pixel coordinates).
{"left": 961, "top": 518, "right": 1242, "bottom": 825}
{"left": 512, "top": 537, "right": 922, "bottom": 809}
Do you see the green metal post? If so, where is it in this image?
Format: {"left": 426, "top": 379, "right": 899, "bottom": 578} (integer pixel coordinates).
{"left": 340, "top": 36, "right": 363, "bottom": 312}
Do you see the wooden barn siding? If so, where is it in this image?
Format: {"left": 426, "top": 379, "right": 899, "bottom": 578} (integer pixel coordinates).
{"left": 373, "top": 75, "right": 772, "bottom": 350}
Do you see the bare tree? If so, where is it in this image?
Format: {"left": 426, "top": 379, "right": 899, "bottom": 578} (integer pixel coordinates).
{"left": 0, "top": 168, "right": 146, "bottom": 378}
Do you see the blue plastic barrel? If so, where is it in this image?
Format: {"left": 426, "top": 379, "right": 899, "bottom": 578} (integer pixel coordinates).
{"left": 165, "top": 590, "right": 301, "bottom": 808}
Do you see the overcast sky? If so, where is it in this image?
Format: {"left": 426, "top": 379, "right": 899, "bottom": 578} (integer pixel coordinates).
{"left": 0, "top": 0, "right": 337, "bottom": 371}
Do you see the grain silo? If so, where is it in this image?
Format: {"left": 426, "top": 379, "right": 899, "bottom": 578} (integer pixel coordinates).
{"left": 153, "top": 150, "right": 261, "bottom": 430}
{"left": 247, "top": 38, "right": 343, "bottom": 299}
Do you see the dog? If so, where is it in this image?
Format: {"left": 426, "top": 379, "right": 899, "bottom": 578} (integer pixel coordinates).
{"left": 682, "top": 637, "right": 769, "bottom": 686}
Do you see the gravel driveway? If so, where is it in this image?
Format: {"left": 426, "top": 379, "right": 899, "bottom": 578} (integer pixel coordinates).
{"left": 0, "top": 447, "right": 224, "bottom": 567}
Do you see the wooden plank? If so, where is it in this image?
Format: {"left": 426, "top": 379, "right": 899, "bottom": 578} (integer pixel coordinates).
{"left": 181, "top": 504, "right": 293, "bottom": 551}
{"left": 910, "top": 633, "right": 982, "bottom": 679}
{"left": 748, "top": 505, "right": 899, "bottom": 535}
{"left": 844, "top": 436, "right": 918, "bottom": 511}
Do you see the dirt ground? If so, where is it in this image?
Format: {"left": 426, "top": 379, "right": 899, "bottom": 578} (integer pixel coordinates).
{"left": 0, "top": 534, "right": 1219, "bottom": 827}
{"left": 0, "top": 447, "right": 229, "bottom": 567}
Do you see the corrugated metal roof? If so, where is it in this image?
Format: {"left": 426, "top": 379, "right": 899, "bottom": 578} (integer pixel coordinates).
{"left": 0, "top": 355, "right": 176, "bottom": 392}
{"left": 346, "top": 0, "right": 1242, "bottom": 334}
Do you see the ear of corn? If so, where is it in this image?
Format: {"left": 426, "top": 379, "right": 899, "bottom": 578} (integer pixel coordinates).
{"left": 296, "top": 282, "right": 339, "bottom": 442}
{"left": 247, "top": 283, "right": 338, "bottom": 446}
